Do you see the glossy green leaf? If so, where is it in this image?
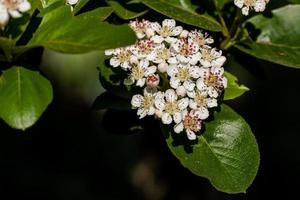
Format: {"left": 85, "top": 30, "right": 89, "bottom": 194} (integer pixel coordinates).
{"left": 93, "top": 92, "right": 131, "bottom": 110}
{"left": 163, "top": 104, "right": 260, "bottom": 194}
{"left": 73, "top": 0, "right": 90, "bottom": 14}
{"left": 235, "top": 5, "right": 300, "bottom": 68}
{"left": 224, "top": 71, "right": 249, "bottom": 100}
{"left": 141, "top": 0, "right": 222, "bottom": 32}
{"left": 107, "top": 1, "right": 148, "bottom": 20}
{"left": 0, "top": 37, "right": 14, "bottom": 62}
{"left": 0, "top": 67, "right": 53, "bottom": 130}
{"left": 28, "top": 6, "right": 136, "bottom": 53}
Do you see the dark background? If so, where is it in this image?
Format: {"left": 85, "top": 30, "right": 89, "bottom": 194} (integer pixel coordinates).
{"left": 0, "top": 47, "right": 299, "bottom": 200}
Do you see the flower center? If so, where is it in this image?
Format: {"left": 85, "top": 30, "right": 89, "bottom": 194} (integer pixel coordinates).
{"left": 177, "top": 67, "right": 190, "bottom": 82}
{"left": 157, "top": 48, "right": 170, "bottom": 60}
{"left": 244, "top": 0, "right": 256, "bottom": 7}
{"left": 117, "top": 50, "right": 131, "bottom": 63}
{"left": 164, "top": 101, "right": 179, "bottom": 115}
{"left": 202, "top": 49, "right": 214, "bottom": 62}
{"left": 206, "top": 73, "right": 220, "bottom": 88}
{"left": 137, "top": 40, "right": 155, "bottom": 55}
{"left": 183, "top": 115, "right": 201, "bottom": 132}
{"left": 159, "top": 26, "right": 171, "bottom": 37}
{"left": 178, "top": 39, "right": 195, "bottom": 56}
{"left": 131, "top": 65, "right": 145, "bottom": 80}
{"left": 142, "top": 95, "right": 154, "bottom": 109}
{"left": 195, "top": 93, "right": 206, "bottom": 106}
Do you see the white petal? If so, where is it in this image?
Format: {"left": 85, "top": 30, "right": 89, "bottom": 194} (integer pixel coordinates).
{"left": 137, "top": 108, "right": 148, "bottom": 119}
{"left": 212, "top": 56, "right": 226, "bottom": 67}
{"left": 242, "top": 7, "right": 249, "bottom": 16}
{"left": 183, "top": 80, "right": 195, "bottom": 91}
{"left": 177, "top": 98, "right": 189, "bottom": 110}
{"left": 189, "top": 66, "right": 201, "bottom": 79}
{"left": 165, "top": 89, "right": 177, "bottom": 102}
{"left": 234, "top": 0, "right": 244, "bottom": 8}
{"left": 189, "top": 52, "right": 201, "bottom": 65}
{"left": 171, "top": 26, "right": 183, "bottom": 36}
{"left": 176, "top": 85, "right": 187, "bottom": 97}
{"left": 208, "top": 87, "right": 219, "bottom": 98}
{"left": 170, "top": 77, "right": 181, "bottom": 89}
{"left": 167, "top": 65, "right": 178, "bottom": 77}
{"left": 148, "top": 106, "right": 156, "bottom": 116}
{"left": 104, "top": 49, "right": 114, "bottom": 56}
{"left": 151, "top": 22, "right": 161, "bottom": 32}
{"left": 145, "top": 66, "right": 157, "bottom": 76}
{"left": 174, "top": 123, "right": 184, "bottom": 133}
{"left": 155, "top": 99, "right": 165, "bottom": 110}
{"left": 167, "top": 57, "right": 178, "bottom": 64}
{"left": 19, "top": 1, "right": 31, "bottom": 12}
{"left": 162, "top": 19, "right": 176, "bottom": 29}
{"left": 186, "top": 130, "right": 197, "bottom": 140}
{"left": 8, "top": 10, "right": 21, "bottom": 18}
{"left": 110, "top": 57, "right": 120, "bottom": 67}
{"left": 136, "top": 78, "right": 146, "bottom": 87}
{"left": 207, "top": 98, "right": 218, "bottom": 108}
{"left": 131, "top": 95, "right": 143, "bottom": 108}
{"left": 0, "top": 7, "right": 9, "bottom": 26}
{"left": 162, "top": 112, "right": 173, "bottom": 124}
{"left": 196, "top": 107, "right": 209, "bottom": 120}
{"left": 173, "top": 112, "right": 182, "bottom": 124}
{"left": 196, "top": 79, "right": 208, "bottom": 91}
{"left": 140, "top": 59, "right": 149, "bottom": 68}
{"left": 152, "top": 35, "right": 164, "bottom": 43}
{"left": 177, "top": 55, "right": 189, "bottom": 63}
{"left": 200, "top": 60, "right": 211, "bottom": 68}
{"left": 189, "top": 100, "right": 198, "bottom": 109}
{"left": 187, "top": 90, "right": 196, "bottom": 98}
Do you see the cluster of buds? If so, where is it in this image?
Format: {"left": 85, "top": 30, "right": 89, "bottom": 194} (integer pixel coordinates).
{"left": 105, "top": 19, "right": 227, "bottom": 140}
{"left": 234, "top": 0, "right": 270, "bottom": 15}
{"left": 0, "top": 0, "right": 31, "bottom": 27}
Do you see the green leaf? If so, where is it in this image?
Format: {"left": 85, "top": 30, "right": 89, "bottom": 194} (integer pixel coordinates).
{"left": 73, "top": 0, "right": 90, "bottom": 14}
{"left": 224, "top": 71, "right": 249, "bottom": 100}
{"left": 163, "top": 104, "right": 260, "bottom": 194}
{"left": 0, "top": 67, "right": 53, "bottom": 130}
{"left": 0, "top": 37, "right": 14, "bottom": 62}
{"left": 28, "top": 6, "right": 136, "bottom": 53}
{"left": 235, "top": 5, "right": 300, "bottom": 68}
{"left": 141, "top": 0, "right": 222, "bottom": 32}
{"left": 92, "top": 92, "right": 131, "bottom": 110}
{"left": 107, "top": 1, "right": 148, "bottom": 20}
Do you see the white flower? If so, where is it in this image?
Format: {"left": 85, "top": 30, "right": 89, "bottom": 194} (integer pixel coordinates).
{"left": 67, "top": 0, "right": 78, "bottom": 5}
{"left": 171, "top": 38, "right": 201, "bottom": 65}
{"left": 199, "top": 47, "right": 226, "bottom": 68}
{"left": 132, "top": 39, "right": 156, "bottom": 60}
{"left": 187, "top": 90, "right": 218, "bottom": 120}
{"left": 131, "top": 90, "right": 161, "bottom": 119}
{"left": 155, "top": 89, "right": 189, "bottom": 124}
{"left": 125, "top": 59, "right": 157, "bottom": 87}
{"left": 0, "top": 0, "right": 31, "bottom": 26}
{"left": 167, "top": 64, "right": 200, "bottom": 93}
{"left": 174, "top": 109, "right": 202, "bottom": 140}
{"left": 148, "top": 44, "right": 173, "bottom": 72}
{"left": 234, "top": 0, "right": 269, "bottom": 16}
{"left": 188, "top": 30, "right": 214, "bottom": 48}
{"left": 105, "top": 47, "right": 136, "bottom": 70}
{"left": 197, "top": 66, "right": 227, "bottom": 98}
{"left": 151, "top": 19, "right": 182, "bottom": 44}
{"left": 129, "top": 19, "right": 155, "bottom": 39}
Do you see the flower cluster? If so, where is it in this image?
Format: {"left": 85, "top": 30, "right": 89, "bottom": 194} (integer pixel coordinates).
{"left": 105, "top": 19, "right": 227, "bottom": 140}
{"left": 0, "top": 0, "right": 31, "bottom": 27}
{"left": 234, "top": 0, "right": 270, "bottom": 15}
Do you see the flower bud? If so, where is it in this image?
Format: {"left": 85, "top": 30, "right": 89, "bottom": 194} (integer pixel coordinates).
{"left": 146, "top": 74, "right": 160, "bottom": 87}
{"left": 158, "top": 62, "right": 168, "bottom": 73}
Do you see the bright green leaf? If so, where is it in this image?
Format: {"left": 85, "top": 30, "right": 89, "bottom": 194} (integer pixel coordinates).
{"left": 141, "top": 0, "right": 222, "bottom": 32}
{"left": 0, "top": 67, "right": 53, "bottom": 130}
{"left": 163, "top": 104, "right": 260, "bottom": 194}
{"left": 224, "top": 71, "right": 249, "bottom": 100}
{"left": 107, "top": 1, "right": 148, "bottom": 20}
{"left": 235, "top": 5, "right": 300, "bottom": 68}
{"left": 28, "top": 6, "right": 136, "bottom": 53}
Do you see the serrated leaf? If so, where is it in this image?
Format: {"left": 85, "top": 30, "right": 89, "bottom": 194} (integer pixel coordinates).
{"left": 27, "top": 6, "right": 136, "bottom": 53}
{"left": 235, "top": 5, "right": 300, "bottom": 68}
{"left": 224, "top": 71, "right": 249, "bottom": 100}
{"left": 141, "top": 0, "right": 222, "bottom": 32}
{"left": 163, "top": 104, "right": 260, "bottom": 194}
{"left": 107, "top": 1, "right": 148, "bottom": 20}
{"left": 0, "top": 67, "right": 53, "bottom": 130}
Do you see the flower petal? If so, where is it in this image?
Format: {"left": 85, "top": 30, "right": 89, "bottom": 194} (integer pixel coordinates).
{"left": 162, "top": 112, "right": 172, "bottom": 124}
{"left": 173, "top": 112, "right": 182, "bottom": 124}
{"left": 178, "top": 98, "right": 189, "bottom": 110}
{"left": 174, "top": 122, "right": 184, "bottom": 133}
{"left": 165, "top": 89, "right": 177, "bottom": 102}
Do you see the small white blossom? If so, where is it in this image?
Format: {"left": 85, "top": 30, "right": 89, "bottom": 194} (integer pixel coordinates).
{"left": 188, "top": 30, "right": 214, "bottom": 48}
{"left": 171, "top": 38, "right": 201, "bottom": 65}
{"left": 174, "top": 109, "right": 202, "bottom": 140}
{"left": 105, "top": 47, "right": 136, "bottom": 70}
{"left": 129, "top": 19, "right": 155, "bottom": 39}
{"left": 125, "top": 59, "right": 157, "bottom": 87}
{"left": 131, "top": 90, "right": 161, "bottom": 119}
{"left": 234, "top": 0, "right": 270, "bottom": 16}
{"left": 199, "top": 47, "right": 226, "bottom": 68}
{"left": 197, "top": 66, "right": 227, "bottom": 98}
{"left": 155, "top": 89, "right": 189, "bottom": 125}
{"left": 67, "top": 0, "right": 78, "bottom": 5}
{"left": 132, "top": 39, "right": 156, "bottom": 60}
{"left": 0, "top": 0, "right": 31, "bottom": 27}
{"left": 167, "top": 64, "right": 200, "bottom": 93}
{"left": 151, "top": 19, "right": 182, "bottom": 44}
{"left": 187, "top": 90, "right": 218, "bottom": 120}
